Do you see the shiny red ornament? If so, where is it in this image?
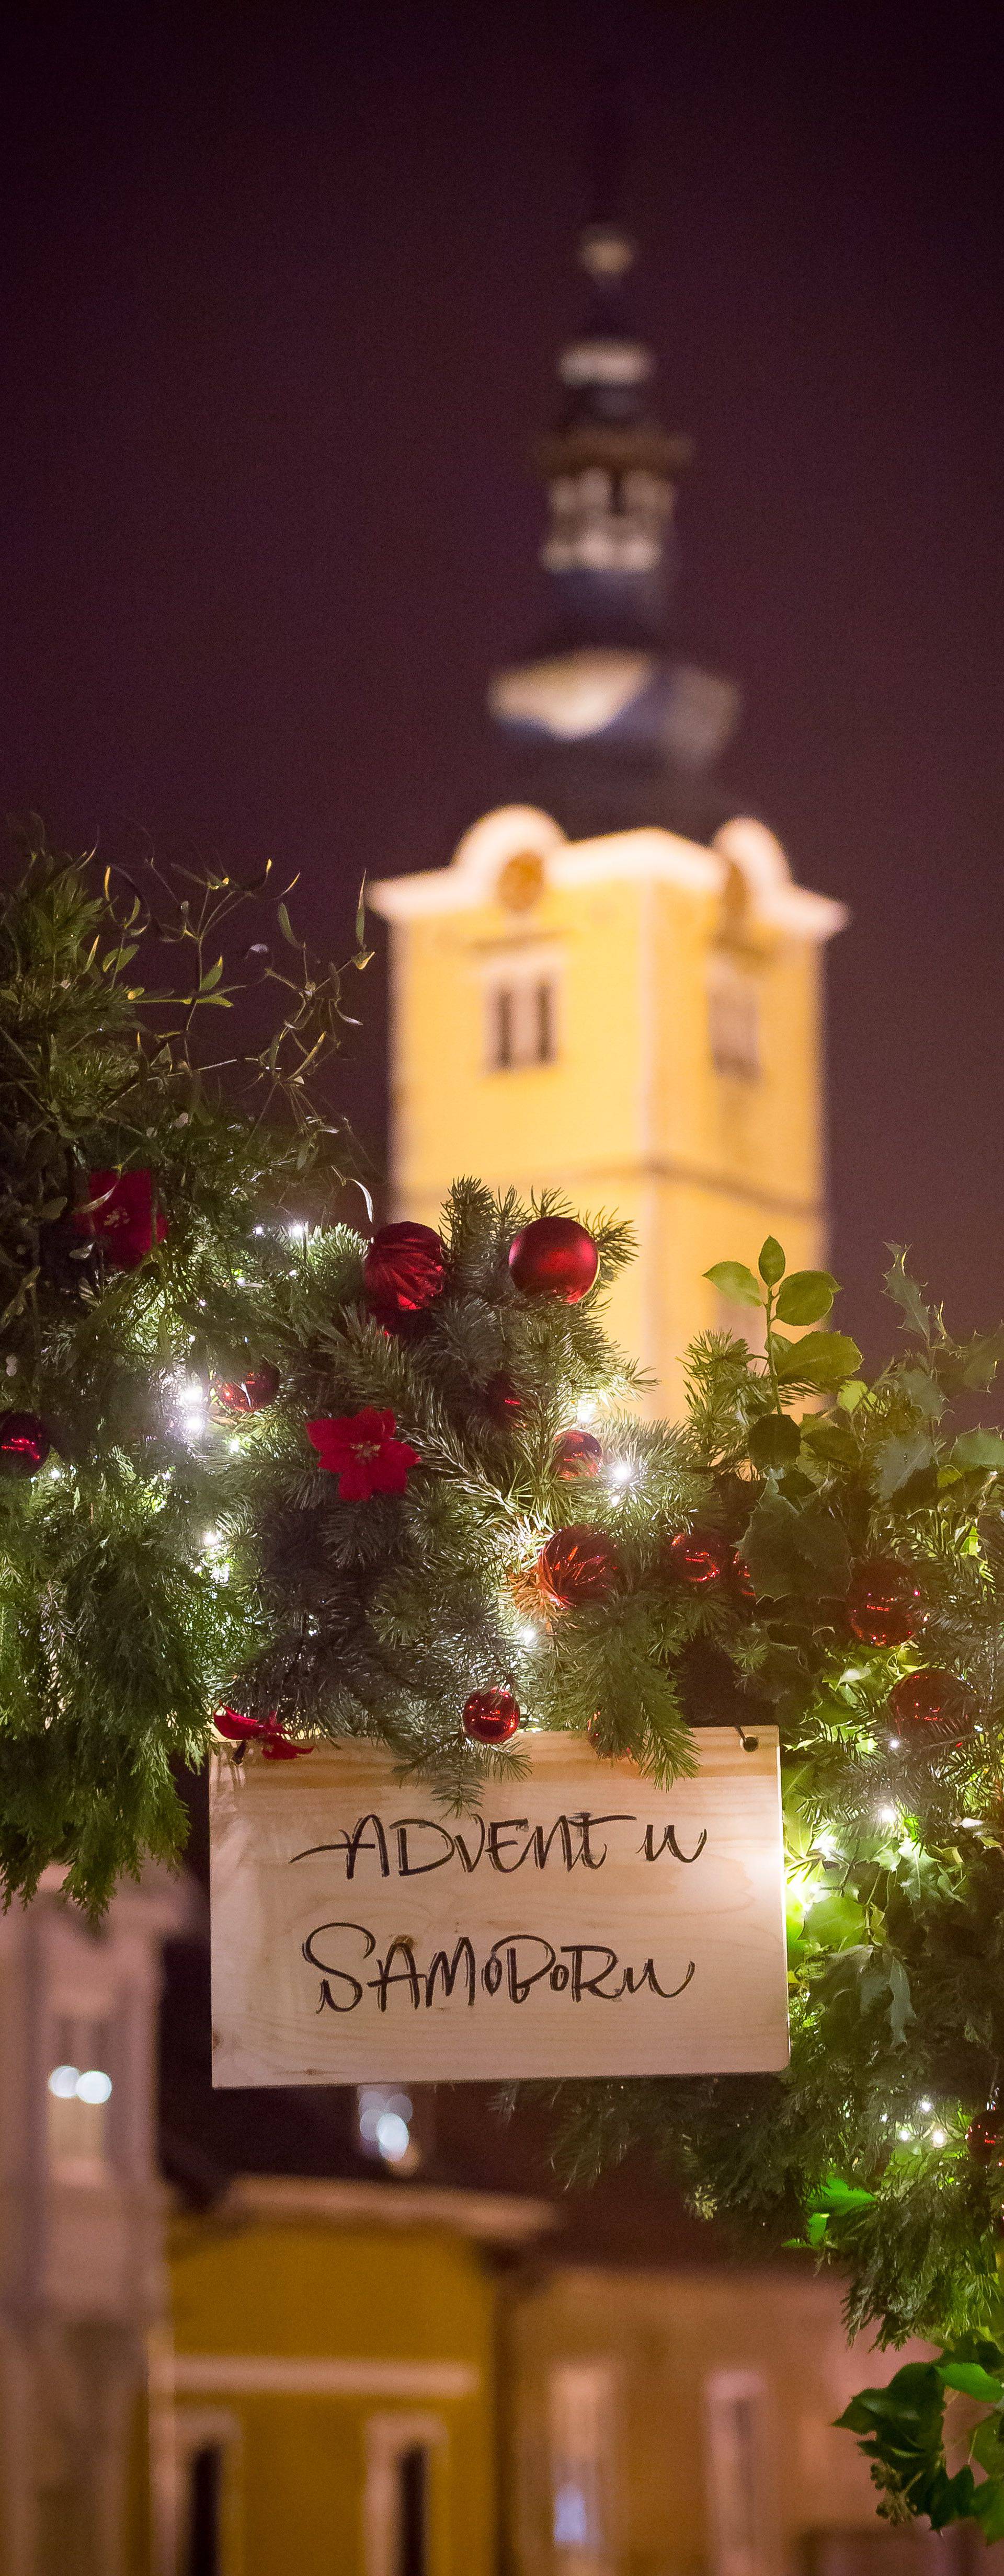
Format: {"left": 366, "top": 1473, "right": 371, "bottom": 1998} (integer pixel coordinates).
{"left": 553, "top": 1428, "right": 603, "bottom": 1481}
{"left": 76, "top": 1167, "right": 168, "bottom": 1270}
{"left": 462, "top": 1688, "right": 521, "bottom": 1746}
{"left": 214, "top": 1706, "right": 311, "bottom": 1762}
{"left": 508, "top": 1216, "right": 598, "bottom": 1304}
{"left": 886, "top": 1668, "right": 973, "bottom": 1739}
{"left": 665, "top": 1528, "right": 731, "bottom": 1590}
{"left": 966, "top": 2108, "right": 1003, "bottom": 2166}
{"left": 210, "top": 1362, "right": 281, "bottom": 1419}
{"left": 538, "top": 1524, "right": 621, "bottom": 1607}
{"left": 485, "top": 1371, "right": 523, "bottom": 1426}
{"left": 0, "top": 1410, "right": 51, "bottom": 1475}
{"left": 363, "top": 1223, "right": 446, "bottom": 1321}
{"left": 306, "top": 1408, "right": 420, "bottom": 1501}
{"left": 732, "top": 1552, "right": 757, "bottom": 1605}
{"left": 847, "top": 1558, "right": 926, "bottom": 1648}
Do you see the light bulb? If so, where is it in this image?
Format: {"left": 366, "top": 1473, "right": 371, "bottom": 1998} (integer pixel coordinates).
{"left": 48, "top": 2064, "right": 79, "bottom": 2099}
{"left": 931, "top": 2129, "right": 948, "bottom": 2147}
{"left": 76, "top": 2069, "right": 112, "bottom": 2105}
{"left": 375, "top": 2111, "right": 410, "bottom": 2163}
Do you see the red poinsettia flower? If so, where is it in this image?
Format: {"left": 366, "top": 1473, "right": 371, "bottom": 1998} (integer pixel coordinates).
{"left": 306, "top": 1407, "right": 420, "bottom": 1501}
{"left": 76, "top": 1167, "right": 168, "bottom": 1271}
{"left": 213, "top": 1707, "right": 311, "bottom": 1762}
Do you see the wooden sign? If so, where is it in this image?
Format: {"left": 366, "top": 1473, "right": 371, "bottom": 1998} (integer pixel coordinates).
{"left": 210, "top": 1729, "right": 789, "bottom": 2086}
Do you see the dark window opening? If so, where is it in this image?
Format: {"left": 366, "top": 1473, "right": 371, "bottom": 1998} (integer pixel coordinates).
{"left": 184, "top": 2445, "right": 223, "bottom": 2576}
{"left": 494, "top": 987, "right": 513, "bottom": 1068}
{"left": 397, "top": 2444, "right": 429, "bottom": 2576}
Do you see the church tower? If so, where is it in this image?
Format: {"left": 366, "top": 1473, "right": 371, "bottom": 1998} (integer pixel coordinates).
{"left": 370, "top": 166, "right": 846, "bottom": 1416}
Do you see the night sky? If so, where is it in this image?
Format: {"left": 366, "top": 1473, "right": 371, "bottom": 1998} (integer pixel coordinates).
{"left": 3, "top": 1, "right": 1002, "bottom": 1367}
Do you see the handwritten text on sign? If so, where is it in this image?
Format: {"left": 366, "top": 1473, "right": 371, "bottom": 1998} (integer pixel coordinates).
{"left": 210, "top": 1730, "right": 789, "bottom": 2085}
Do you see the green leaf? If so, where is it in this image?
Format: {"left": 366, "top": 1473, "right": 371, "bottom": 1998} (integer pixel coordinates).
{"left": 355, "top": 873, "right": 368, "bottom": 947}
{"left": 971, "top": 2472, "right": 1004, "bottom": 2543}
{"left": 885, "top": 1246, "right": 932, "bottom": 1339}
{"left": 704, "top": 1260, "right": 762, "bottom": 1308}
{"left": 774, "top": 1269, "right": 839, "bottom": 1326}
{"left": 758, "top": 1236, "right": 786, "bottom": 1286}
{"left": 952, "top": 1430, "right": 1004, "bottom": 1473}
{"left": 941, "top": 2363, "right": 1004, "bottom": 2405}
{"left": 277, "top": 901, "right": 300, "bottom": 949}
{"left": 874, "top": 1429, "right": 936, "bottom": 1502}
{"left": 837, "top": 1378, "right": 868, "bottom": 1411}
{"left": 813, "top": 2175, "right": 875, "bottom": 2215}
{"left": 739, "top": 1489, "right": 850, "bottom": 1599}
{"left": 774, "top": 1331, "right": 861, "bottom": 1388}
{"left": 808, "top": 1891, "right": 868, "bottom": 1948}
{"left": 748, "top": 1412, "right": 801, "bottom": 1470}
{"left": 198, "top": 956, "right": 224, "bottom": 992}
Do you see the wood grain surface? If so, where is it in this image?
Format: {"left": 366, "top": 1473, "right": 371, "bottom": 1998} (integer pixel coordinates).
{"left": 210, "top": 1730, "right": 790, "bottom": 2086}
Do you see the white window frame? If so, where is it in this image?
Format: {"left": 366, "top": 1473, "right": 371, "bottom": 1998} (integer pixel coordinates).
{"left": 363, "top": 2410, "right": 446, "bottom": 2576}
{"left": 172, "top": 2407, "right": 242, "bottom": 2576}
{"left": 478, "top": 942, "right": 563, "bottom": 1073}
{"left": 704, "top": 2368, "right": 773, "bottom": 2576}
{"left": 547, "top": 2359, "right": 616, "bottom": 2574}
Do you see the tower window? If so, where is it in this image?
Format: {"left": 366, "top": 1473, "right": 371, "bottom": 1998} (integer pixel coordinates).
{"left": 486, "top": 973, "right": 558, "bottom": 1070}
{"left": 549, "top": 2360, "right": 615, "bottom": 2563}
{"left": 704, "top": 2370, "right": 771, "bottom": 2576}
{"left": 708, "top": 956, "right": 760, "bottom": 1080}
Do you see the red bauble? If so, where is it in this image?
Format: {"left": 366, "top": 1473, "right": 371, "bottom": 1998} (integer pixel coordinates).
{"left": 76, "top": 1167, "right": 168, "bottom": 1270}
{"left": 553, "top": 1428, "right": 603, "bottom": 1481}
{"left": 665, "top": 1528, "right": 731, "bottom": 1589}
{"left": 847, "top": 1558, "right": 926, "bottom": 1648}
{"left": 0, "top": 1410, "right": 51, "bottom": 1475}
{"left": 538, "top": 1525, "right": 621, "bottom": 1607}
{"left": 363, "top": 1223, "right": 446, "bottom": 1320}
{"left": 210, "top": 1362, "right": 281, "bottom": 1419}
{"left": 462, "top": 1688, "right": 522, "bottom": 1745}
{"left": 967, "top": 2109, "right": 1003, "bottom": 2166}
{"left": 508, "top": 1216, "right": 598, "bottom": 1304}
{"left": 732, "top": 1552, "right": 757, "bottom": 1605}
{"left": 485, "top": 1371, "right": 524, "bottom": 1426}
{"left": 214, "top": 1706, "right": 310, "bottom": 1761}
{"left": 886, "top": 1668, "right": 973, "bottom": 1740}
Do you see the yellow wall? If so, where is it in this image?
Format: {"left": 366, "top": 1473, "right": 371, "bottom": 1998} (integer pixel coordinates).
{"left": 169, "top": 2207, "right": 497, "bottom": 2576}
{"left": 506, "top": 2263, "right": 902, "bottom": 2576}
{"left": 376, "top": 816, "right": 838, "bottom": 1417}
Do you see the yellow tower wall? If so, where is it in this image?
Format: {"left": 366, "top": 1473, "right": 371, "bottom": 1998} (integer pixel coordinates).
{"left": 373, "top": 807, "right": 845, "bottom": 1417}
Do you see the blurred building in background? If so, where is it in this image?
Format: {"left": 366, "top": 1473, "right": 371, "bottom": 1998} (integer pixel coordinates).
{"left": 372, "top": 193, "right": 845, "bottom": 1413}
{"left": 1, "top": 146, "right": 916, "bottom": 2576}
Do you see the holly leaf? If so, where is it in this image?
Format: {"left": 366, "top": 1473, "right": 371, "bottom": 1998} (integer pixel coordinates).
{"left": 748, "top": 1412, "right": 801, "bottom": 1470}
{"left": 958, "top": 1328, "right": 1004, "bottom": 1390}
{"left": 952, "top": 1430, "right": 1004, "bottom": 1473}
{"left": 758, "top": 1236, "right": 786, "bottom": 1286}
{"left": 885, "top": 1246, "right": 932, "bottom": 1339}
{"left": 802, "top": 1414, "right": 858, "bottom": 1466}
{"left": 775, "top": 1269, "right": 839, "bottom": 1326}
{"left": 774, "top": 1331, "right": 861, "bottom": 1388}
{"left": 874, "top": 1430, "right": 936, "bottom": 1502}
{"left": 704, "top": 1260, "right": 762, "bottom": 1308}
{"left": 739, "top": 1490, "right": 850, "bottom": 1598}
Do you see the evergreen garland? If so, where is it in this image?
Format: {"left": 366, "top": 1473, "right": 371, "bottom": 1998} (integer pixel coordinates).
{"left": 9, "top": 846, "right": 1004, "bottom": 2528}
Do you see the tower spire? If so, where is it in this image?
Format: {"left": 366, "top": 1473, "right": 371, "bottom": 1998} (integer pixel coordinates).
{"left": 486, "top": 96, "right": 740, "bottom": 845}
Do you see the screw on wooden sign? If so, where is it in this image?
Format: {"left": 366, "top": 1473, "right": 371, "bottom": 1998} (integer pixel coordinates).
{"left": 210, "top": 1730, "right": 789, "bottom": 2086}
